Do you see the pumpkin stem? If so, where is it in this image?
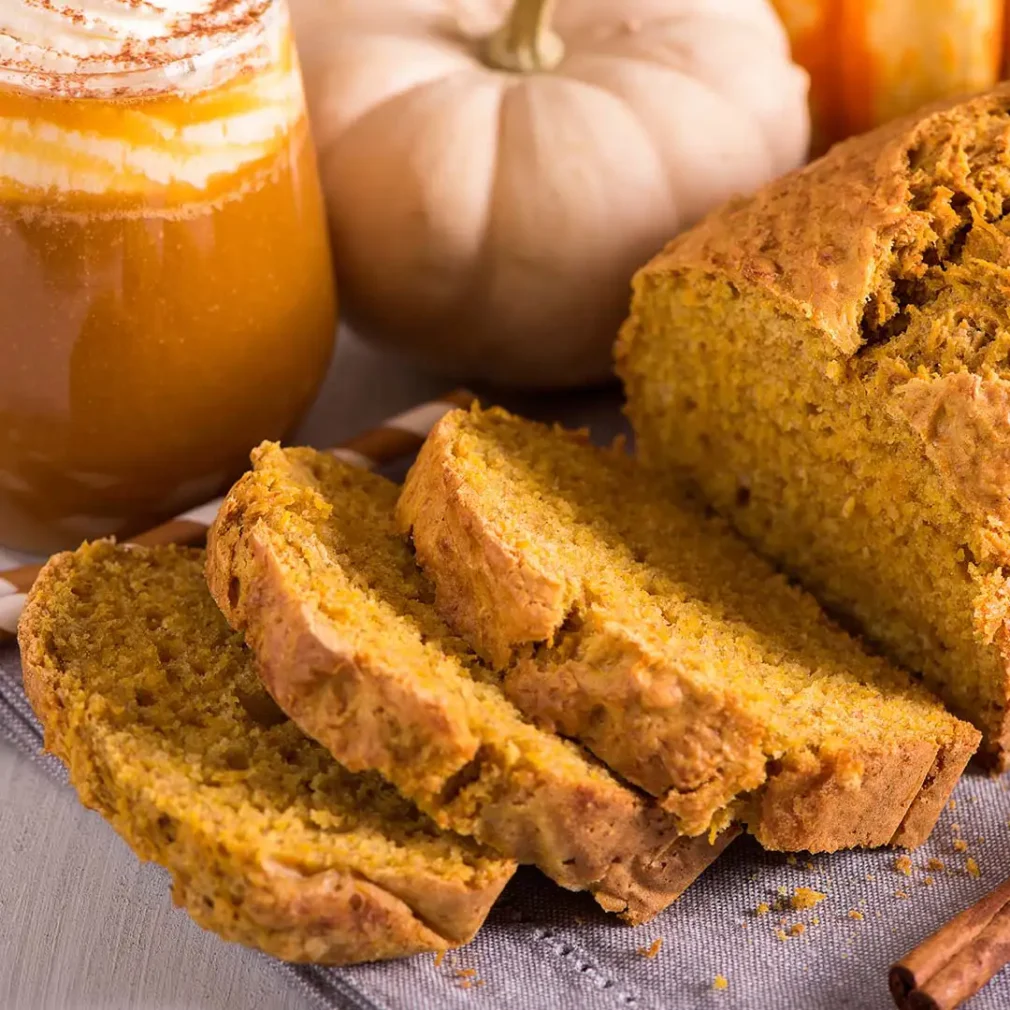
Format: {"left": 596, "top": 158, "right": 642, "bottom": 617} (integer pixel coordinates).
{"left": 482, "top": 0, "right": 564, "bottom": 73}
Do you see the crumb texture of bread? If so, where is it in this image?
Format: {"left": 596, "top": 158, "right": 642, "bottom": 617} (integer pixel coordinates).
{"left": 18, "top": 542, "right": 514, "bottom": 963}
{"left": 397, "top": 407, "right": 979, "bottom": 851}
{"left": 205, "top": 445, "right": 732, "bottom": 925}
{"left": 617, "top": 83, "right": 1010, "bottom": 766}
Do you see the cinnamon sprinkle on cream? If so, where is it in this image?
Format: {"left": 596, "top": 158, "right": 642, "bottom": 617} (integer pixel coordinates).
{"left": 0, "top": 0, "right": 278, "bottom": 98}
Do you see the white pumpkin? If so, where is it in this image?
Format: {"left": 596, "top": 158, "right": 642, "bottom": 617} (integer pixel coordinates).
{"left": 292, "top": 0, "right": 810, "bottom": 388}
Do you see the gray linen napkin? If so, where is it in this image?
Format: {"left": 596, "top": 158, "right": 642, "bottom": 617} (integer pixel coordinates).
{"left": 5, "top": 645, "right": 1010, "bottom": 1010}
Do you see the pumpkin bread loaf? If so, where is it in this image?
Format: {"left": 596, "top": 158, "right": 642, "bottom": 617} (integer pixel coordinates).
{"left": 19, "top": 542, "right": 514, "bottom": 963}
{"left": 617, "top": 83, "right": 1010, "bottom": 766}
{"left": 206, "top": 444, "right": 734, "bottom": 925}
{"left": 398, "top": 407, "right": 979, "bottom": 852}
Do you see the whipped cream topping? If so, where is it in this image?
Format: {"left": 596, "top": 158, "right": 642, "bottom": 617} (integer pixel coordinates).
{"left": 0, "top": 0, "right": 306, "bottom": 195}
{"left": 0, "top": 0, "right": 274, "bottom": 90}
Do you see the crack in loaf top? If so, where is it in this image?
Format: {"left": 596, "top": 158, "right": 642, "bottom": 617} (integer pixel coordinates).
{"left": 0, "top": 0, "right": 276, "bottom": 96}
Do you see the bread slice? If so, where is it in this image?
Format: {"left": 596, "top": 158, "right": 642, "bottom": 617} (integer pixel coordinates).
{"left": 397, "top": 407, "right": 979, "bottom": 851}
{"left": 19, "top": 542, "right": 514, "bottom": 964}
{"left": 206, "top": 445, "right": 734, "bottom": 925}
{"left": 617, "top": 84, "right": 1010, "bottom": 767}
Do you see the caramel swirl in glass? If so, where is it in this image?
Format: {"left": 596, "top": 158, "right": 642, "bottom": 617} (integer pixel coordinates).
{"left": 0, "top": 0, "right": 336, "bottom": 552}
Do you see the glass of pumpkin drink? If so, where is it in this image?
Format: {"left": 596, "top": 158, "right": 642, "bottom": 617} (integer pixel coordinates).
{"left": 0, "top": 0, "right": 336, "bottom": 553}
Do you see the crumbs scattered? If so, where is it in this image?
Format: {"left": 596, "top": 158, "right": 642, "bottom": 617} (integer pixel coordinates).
{"left": 455, "top": 968, "right": 485, "bottom": 990}
{"left": 848, "top": 910, "right": 864, "bottom": 921}
{"left": 787, "top": 923, "right": 806, "bottom": 937}
{"left": 927, "top": 858, "right": 946, "bottom": 872}
{"left": 790, "top": 887, "right": 826, "bottom": 910}
{"left": 756, "top": 902, "right": 770, "bottom": 916}
{"left": 637, "top": 938, "right": 663, "bottom": 960}
{"left": 713, "top": 975, "right": 728, "bottom": 991}
{"left": 787, "top": 855, "right": 798, "bottom": 866}
{"left": 951, "top": 823, "right": 961, "bottom": 833}
{"left": 924, "top": 876, "right": 935, "bottom": 886}
{"left": 775, "top": 928, "right": 789, "bottom": 942}
{"left": 895, "top": 890, "right": 909, "bottom": 900}
{"left": 967, "top": 857, "right": 981, "bottom": 878}
{"left": 954, "top": 839, "right": 968, "bottom": 853}
{"left": 949, "top": 799, "right": 957, "bottom": 810}
{"left": 894, "top": 856, "right": 913, "bottom": 877}
{"left": 434, "top": 951, "right": 445, "bottom": 968}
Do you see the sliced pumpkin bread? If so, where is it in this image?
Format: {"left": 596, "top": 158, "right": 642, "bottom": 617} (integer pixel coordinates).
{"left": 19, "top": 542, "right": 514, "bottom": 963}
{"left": 397, "top": 407, "right": 979, "bottom": 852}
{"left": 206, "top": 444, "right": 734, "bottom": 925}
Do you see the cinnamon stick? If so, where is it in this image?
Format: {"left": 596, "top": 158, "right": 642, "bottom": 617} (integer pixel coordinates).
{"left": 890, "top": 875, "right": 1010, "bottom": 1009}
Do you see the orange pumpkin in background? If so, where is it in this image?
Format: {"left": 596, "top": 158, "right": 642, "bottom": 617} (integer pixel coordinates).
{"left": 772, "top": 0, "right": 1005, "bottom": 152}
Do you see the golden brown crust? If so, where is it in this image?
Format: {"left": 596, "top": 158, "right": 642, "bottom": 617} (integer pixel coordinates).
{"left": 398, "top": 442, "right": 567, "bottom": 672}
{"left": 172, "top": 850, "right": 454, "bottom": 965}
{"left": 20, "top": 547, "right": 510, "bottom": 963}
{"left": 398, "top": 409, "right": 978, "bottom": 852}
{"left": 890, "top": 722, "right": 982, "bottom": 849}
{"left": 395, "top": 414, "right": 589, "bottom": 674}
{"left": 889, "top": 372, "right": 1010, "bottom": 525}
{"left": 747, "top": 741, "right": 933, "bottom": 851}
{"left": 206, "top": 446, "right": 728, "bottom": 924}
{"left": 593, "top": 822, "right": 740, "bottom": 923}
{"left": 634, "top": 86, "right": 1010, "bottom": 356}
{"left": 207, "top": 516, "right": 481, "bottom": 796}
